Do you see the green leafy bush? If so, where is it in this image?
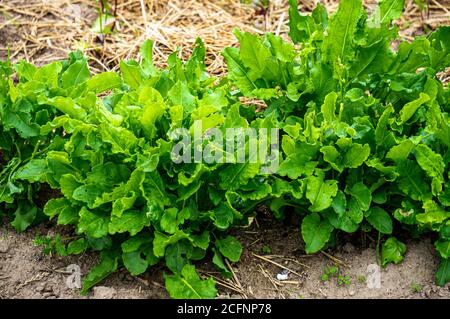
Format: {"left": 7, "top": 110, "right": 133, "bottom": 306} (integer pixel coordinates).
{"left": 2, "top": 39, "right": 262, "bottom": 297}
{"left": 223, "top": 0, "right": 449, "bottom": 286}
{"left": 0, "top": 0, "right": 449, "bottom": 298}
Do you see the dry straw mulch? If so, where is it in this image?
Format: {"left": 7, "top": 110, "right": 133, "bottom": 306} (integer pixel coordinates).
{"left": 0, "top": 0, "right": 449, "bottom": 77}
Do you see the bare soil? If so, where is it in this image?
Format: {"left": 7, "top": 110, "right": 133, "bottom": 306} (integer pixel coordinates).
{"left": 1, "top": 217, "right": 449, "bottom": 299}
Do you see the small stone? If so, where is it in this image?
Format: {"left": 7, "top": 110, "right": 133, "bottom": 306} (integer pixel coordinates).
{"left": 35, "top": 284, "right": 45, "bottom": 292}
{"left": 276, "top": 273, "right": 289, "bottom": 281}
{"left": 33, "top": 254, "right": 44, "bottom": 262}
{"left": 92, "top": 286, "right": 117, "bottom": 299}
{"left": 342, "top": 243, "right": 355, "bottom": 254}
{"left": 42, "top": 292, "right": 53, "bottom": 298}
{"left": 43, "top": 285, "right": 53, "bottom": 293}
{"left": 230, "top": 294, "right": 243, "bottom": 299}
{"left": 47, "top": 296, "right": 57, "bottom": 299}
{"left": 348, "top": 290, "right": 356, "bottom": 296}
{"left": 424, "top": 288, "right": 432, "bottom": 298}
{"left": 0, "top": 241, "right": 9, "bottom": 253}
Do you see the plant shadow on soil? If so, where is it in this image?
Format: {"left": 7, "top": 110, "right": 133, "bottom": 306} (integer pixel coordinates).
{"left": 0, "top": 207, "right": 449, "bottom": 299}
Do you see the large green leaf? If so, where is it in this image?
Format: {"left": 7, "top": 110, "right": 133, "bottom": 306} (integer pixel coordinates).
{"left": 306, "top": 175, "right": 338, "bottom": 212}
{"left": 164, "top": 265, "right": 217, "bottom": 299}
{"left": 381, "top": 237, "right": 406, "bottom": 267}
{"left": 323, "top": 0, "right": 363, "bottom": 64}
{"left": 122, "top": 250, "right": 148, "bottom": 275}
{"left": 61, "top": 58, "right": 90, "bottom": 88}
{"left": 301, "top": 213, "right": 334, "bottom": 253}
{"left": 366, "top": 206, "right": 393, "bottom": 234}
{"left": 216, "top": 236, "right": 242, "bottom": 263}
{"left": 81, "top": 251, "right": 119, "bottom": 295}
{"left": 436, "top": 258, "right": 450, "bottom": 286}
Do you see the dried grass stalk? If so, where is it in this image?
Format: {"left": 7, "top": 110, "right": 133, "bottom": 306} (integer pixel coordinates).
{"left": 0, "top": 0, "right": 448, "bottom": 78}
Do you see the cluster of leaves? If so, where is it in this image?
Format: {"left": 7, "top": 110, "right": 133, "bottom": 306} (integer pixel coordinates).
{"left": 223, "top": 0, "right": 449, "bottom": 285}
{"left": 321, "top": 264, "right": 351, "bottom": 286}
{"left": 0, "top": 0, "right": 449, "bottom": 299}
{"left": 0, "top": 55, "right": 74, "bottom": 231}
{"left": 1, "top": 40, "right": 261, "bottom": 298}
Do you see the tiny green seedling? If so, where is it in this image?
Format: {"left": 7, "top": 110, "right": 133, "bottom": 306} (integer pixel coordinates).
{"left": 262, "top": 245, "right": 272, "bottom": 254}
{"left": 321, "top": 264, "right": 338, "bottom": 281}
{"left": 357, "top": 275, "right": 366, "bottom": 284}
{"left": 321, "top": 264, "right": 351, "bottom": 286}
{"left": 34, "top": 234, "right": 66, "bottom": 256}
{"left": 321, "top": 265, "right": 338, "bottom": 280}
{"left": 410, "top": 282, "right": 423, "bottom": 293}
{"left": 338, "top": 275, "right": 351, "bottom": 286}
